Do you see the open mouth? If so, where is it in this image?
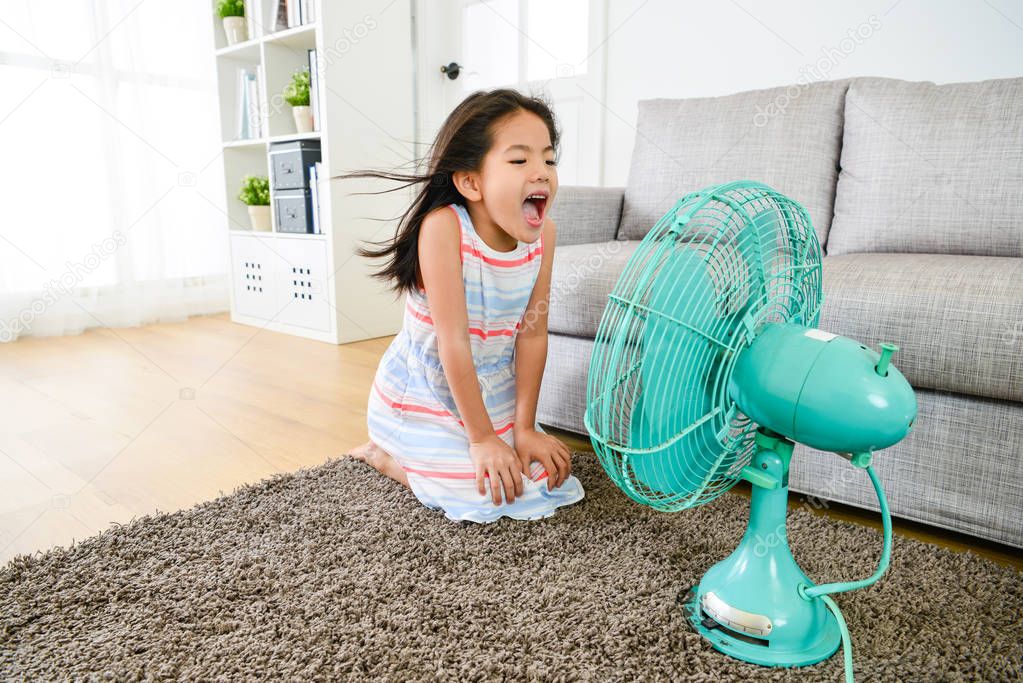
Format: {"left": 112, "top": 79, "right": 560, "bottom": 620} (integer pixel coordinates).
{"left": 522, "top": 191, "right": 548, "bottom": 228}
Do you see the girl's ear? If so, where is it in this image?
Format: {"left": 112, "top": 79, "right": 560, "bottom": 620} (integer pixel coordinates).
{"left": 452, "top": 170, "right": 482, "bottom": 202}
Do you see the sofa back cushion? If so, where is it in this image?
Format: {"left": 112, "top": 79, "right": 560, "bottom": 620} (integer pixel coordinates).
{"left": 617, "top": 80, "right": 848, "bottom": 244}
{"left": 827, "top": 76, "right": 1023, "bottom": 257}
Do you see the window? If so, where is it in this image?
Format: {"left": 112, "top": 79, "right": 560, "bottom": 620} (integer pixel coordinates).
{"left": 460, "top": 0, "right": 589, "bottom": 90}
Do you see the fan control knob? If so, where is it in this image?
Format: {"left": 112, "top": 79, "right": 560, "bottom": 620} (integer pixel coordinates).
{"left": 875, "top": 343, "right": 899, "bottom": 377}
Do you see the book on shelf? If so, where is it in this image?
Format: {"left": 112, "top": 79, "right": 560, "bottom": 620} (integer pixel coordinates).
{"left": 234, "top": 68, "right": 247, "bottom": 139}
{"left": 235, "top": 67, "right": 252, "bottom": 139}
{"left": 309, "top": 161, "right": 322, "bottom": 234}
{"left": 234, "top": 65, "right": 263, "bottom": 140}
{"left": 246, "top": 67, "right": 261, "bottom": 138}
{"left": 254, "top": 63, "right": 265, "bottom": 137}
{"left": 307, "top": 48, "right": 319, "bottom": 131}
{"left": 274, "top": 0, "right": 288, "bottom": 32}
{"left": 288, "top": 0, "right": 302, "bottom": 28}
{"left": 274, "top": 0, "right": 312, "bottom": 31}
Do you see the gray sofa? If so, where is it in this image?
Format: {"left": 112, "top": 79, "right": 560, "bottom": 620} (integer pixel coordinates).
{"left": 538, "top": 76, "right": 1023, "bottom": 549}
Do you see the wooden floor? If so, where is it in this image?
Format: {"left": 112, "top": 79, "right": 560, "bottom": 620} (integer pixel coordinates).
{"left": 1, "top": 312, "right": 1018, "bottom": 570}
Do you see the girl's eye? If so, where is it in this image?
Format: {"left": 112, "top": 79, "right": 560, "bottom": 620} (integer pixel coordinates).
{"left": 546, "top": 160, "right": 557, "bottom": 166}
{"left": 511, "top": 160, "right": 526, "bottom": 164}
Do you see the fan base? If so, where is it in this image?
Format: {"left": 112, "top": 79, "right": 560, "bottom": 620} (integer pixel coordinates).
{"left": 683, "top": 586, "right": 841, "bottom": 667}
{"left": 680, "top": 431, "right": 842, "bottom": 668}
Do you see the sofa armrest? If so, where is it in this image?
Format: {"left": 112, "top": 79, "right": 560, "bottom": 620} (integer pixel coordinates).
{"left": 548, "top": 185, "right": 625, "bottom": 246}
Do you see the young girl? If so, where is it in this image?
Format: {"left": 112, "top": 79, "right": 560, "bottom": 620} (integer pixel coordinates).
{"left": 342, "top": 89, "right": 585, "bottom": 523}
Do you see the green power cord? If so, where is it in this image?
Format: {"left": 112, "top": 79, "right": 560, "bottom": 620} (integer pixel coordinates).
{"left": 820, "top": 594, "right": 854, "bottom": 683}
{"left": 799, "top": 465, "right": 893, "bottom": 683}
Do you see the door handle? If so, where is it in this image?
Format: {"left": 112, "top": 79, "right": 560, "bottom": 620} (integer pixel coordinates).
{"left": 440, "top": 62, "right": 462, "bottom": 80}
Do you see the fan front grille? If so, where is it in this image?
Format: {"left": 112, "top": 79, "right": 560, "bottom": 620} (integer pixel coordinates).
{"left": 584, "top": 181, "right": 822, "bottom": 511}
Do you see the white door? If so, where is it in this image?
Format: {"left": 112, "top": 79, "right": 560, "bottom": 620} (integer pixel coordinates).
{"left": 414, "top": 0, "right": 607, "bottom": 186}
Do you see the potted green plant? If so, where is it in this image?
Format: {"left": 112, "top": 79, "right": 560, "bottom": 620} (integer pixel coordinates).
{"left": 283, "top": 68, "right": 313, "bottom": 133}
{"left": 217, "top": 0, "right": 247, "bottom": 46}
{"left": 238, "top": 175, "right": 271, "bottom": 231}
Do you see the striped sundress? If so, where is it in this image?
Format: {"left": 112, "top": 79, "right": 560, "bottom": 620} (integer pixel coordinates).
{"left": 366, "top": 202, "right": 585, "bottom": 522}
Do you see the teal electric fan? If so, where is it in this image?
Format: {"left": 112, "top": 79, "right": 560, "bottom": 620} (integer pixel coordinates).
{"left": 583, "top": 181, "right": 917, "bottom": 682}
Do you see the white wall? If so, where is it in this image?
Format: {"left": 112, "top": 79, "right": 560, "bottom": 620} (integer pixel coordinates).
{"left": 600, "top": 0, "right": 1023, "bottom": 185}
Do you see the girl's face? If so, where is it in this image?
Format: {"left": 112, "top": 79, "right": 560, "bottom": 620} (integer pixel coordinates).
{"left": 458, "top": 109, "right": 558, "bottom": 245}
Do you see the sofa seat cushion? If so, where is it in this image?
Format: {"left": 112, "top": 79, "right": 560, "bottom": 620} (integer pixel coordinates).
{"left": 820, "top": 253, "right": 1023, "bottom": 402}
{"left": 548, "top": 240, "right": 642, "bottom": 338}
{"left": 828, "top": 76, "right": 1023, "bottom": 257}
{"left": 618, "top": 80, "right": 849, "bottom": 246}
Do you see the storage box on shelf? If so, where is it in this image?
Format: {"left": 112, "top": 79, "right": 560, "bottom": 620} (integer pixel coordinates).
{"left": 210, "top": 0, "right": 414, "bottom": 343}
{"left": 270, "top": 139, "right": 321, "bottom": 234}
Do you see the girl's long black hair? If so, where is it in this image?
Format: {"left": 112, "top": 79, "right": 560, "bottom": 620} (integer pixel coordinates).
{"left": 332, "top": 88, "right": 560, "bottom": 298}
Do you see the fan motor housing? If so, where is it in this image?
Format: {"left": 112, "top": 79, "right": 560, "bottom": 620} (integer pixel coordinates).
{"left": 728, "top": 323, "right": 918, "bottom": 453}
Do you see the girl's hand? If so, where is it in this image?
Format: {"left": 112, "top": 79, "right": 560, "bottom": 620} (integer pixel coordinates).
{"left": 469, "top": 434, "right": 524, "bottom": 505}
{"left": 515, "top": 428, "right": 572, "bottom": 491}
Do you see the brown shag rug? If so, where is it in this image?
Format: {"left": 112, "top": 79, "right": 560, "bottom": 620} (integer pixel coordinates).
{"left": 2, "top": 453, "right": 1021, "bottom": 681}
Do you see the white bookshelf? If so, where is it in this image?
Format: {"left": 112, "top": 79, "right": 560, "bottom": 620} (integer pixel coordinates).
{"left": 211, "top": 0, "right": 414, "bottom": 344}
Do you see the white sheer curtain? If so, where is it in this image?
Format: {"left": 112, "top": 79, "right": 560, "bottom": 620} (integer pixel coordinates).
{"left": 0, "top": 0, "right": 230, "bottom": 343}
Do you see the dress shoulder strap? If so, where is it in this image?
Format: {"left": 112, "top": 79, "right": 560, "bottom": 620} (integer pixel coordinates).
{"left": 446, "top": 203, "right": 466, "bottom": 265}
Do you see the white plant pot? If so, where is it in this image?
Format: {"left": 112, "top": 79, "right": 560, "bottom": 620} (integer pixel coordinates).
{"left": 222, "top": 16, "right": 248, "bottom": 45}
{"left": 247, "top": 205, "right": 271, "bottom": 232}
{"left": 291, "top": 105, "right": 313, "bottom": 133}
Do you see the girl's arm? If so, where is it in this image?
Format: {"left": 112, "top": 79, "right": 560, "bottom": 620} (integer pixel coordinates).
{"left": 513, "top": 217, "right": 557, "bottom": 437}
{"left": 513, "top": 218, "right": 572, "bottom": 488}
{"left": 418, "top": 207, "right": 496, "bottom": 443}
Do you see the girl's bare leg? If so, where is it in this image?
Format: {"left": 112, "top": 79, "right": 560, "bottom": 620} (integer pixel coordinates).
{"left": 349, "top": 440, "right": 410, "bottom": 488}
